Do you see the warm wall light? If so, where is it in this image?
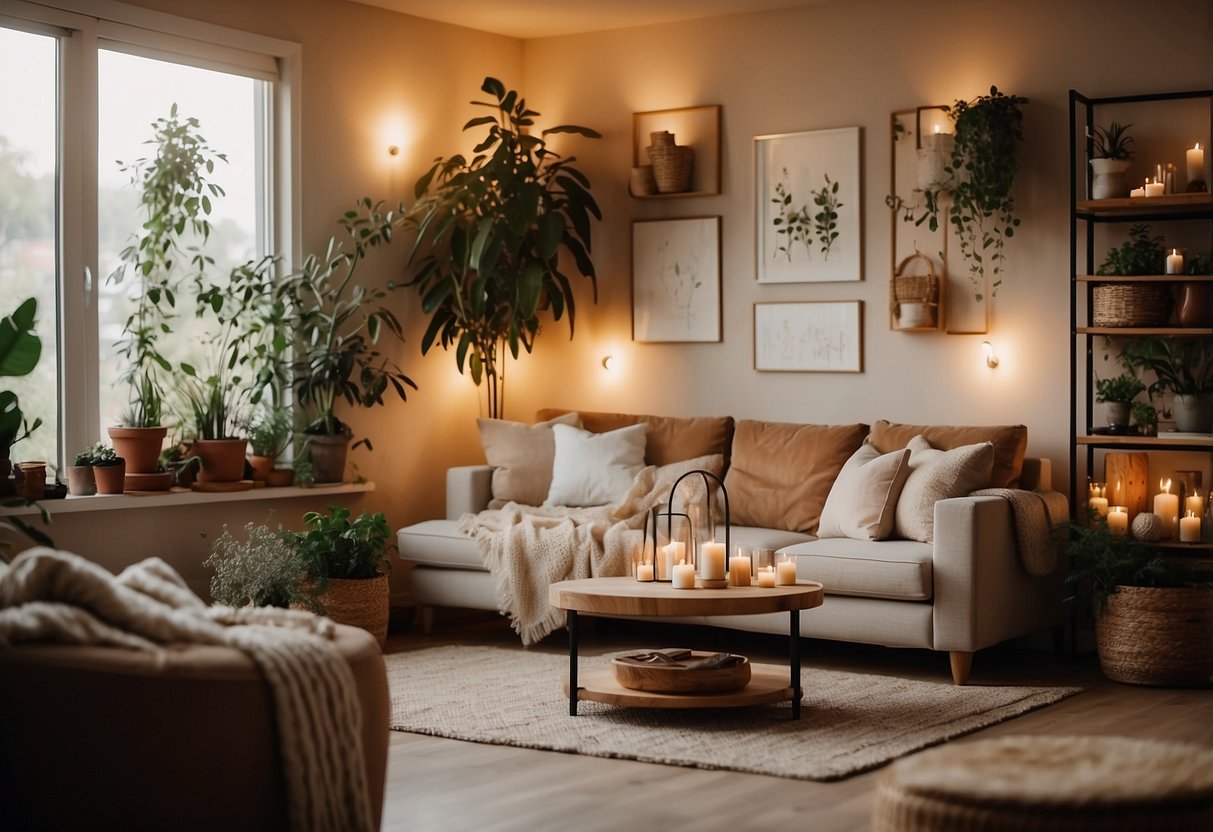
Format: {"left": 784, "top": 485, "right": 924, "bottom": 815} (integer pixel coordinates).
{"left": 982, "top": 340, "right": 999, "bottom": 369}
{"left": 601, "top": 355, "right": 615, "bottom": 370}
{"left": 387, "top": 145, "right": 400, "bottom": 156}
{"left": 916, "top": 104, "right": 954, "bottom": 192}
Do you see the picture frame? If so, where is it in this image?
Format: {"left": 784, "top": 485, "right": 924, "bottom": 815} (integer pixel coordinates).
{"left": 632, "top": 216, "right": 722, "bottom": 343}
{"left": 754, "top": 126, "right": 862, "bottom": 284}
{"left": 753, "top": 301, "right": 863, "bottom": 373}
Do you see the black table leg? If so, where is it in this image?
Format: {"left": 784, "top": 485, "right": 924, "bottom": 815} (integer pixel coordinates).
{"left": 567, "top": 609, "right": 579, "bottom": 716}
{"left": 789, "top": 609, "right": 801, "bottom": 720}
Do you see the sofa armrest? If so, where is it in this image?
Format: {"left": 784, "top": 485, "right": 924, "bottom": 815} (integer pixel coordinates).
{"left": 446, "top": 466, "right": 494, "bottom": 519}
{"left": 931, "top": 495, "right": 1064, "bottom": 653}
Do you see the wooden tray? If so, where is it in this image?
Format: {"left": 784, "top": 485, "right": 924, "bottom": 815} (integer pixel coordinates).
{"left": 612, "top": 651, "right": 750, "bottom": 694}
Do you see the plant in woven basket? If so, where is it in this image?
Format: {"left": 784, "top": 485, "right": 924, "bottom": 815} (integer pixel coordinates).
{"left": 203, "top": 520, "right": 308, "bottom": 608}
{"left": 283, "top": 504, "right": 394, "bottom": 592}
{"left": 1098, "top": 224, "right": 1165, "bottom": 275}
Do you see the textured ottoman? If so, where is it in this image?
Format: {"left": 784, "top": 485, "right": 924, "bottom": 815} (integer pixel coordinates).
{"left": 872, "top": 735, "right": 1213, "bottom": 832}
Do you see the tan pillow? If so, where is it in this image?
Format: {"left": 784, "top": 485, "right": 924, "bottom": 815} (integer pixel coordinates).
{"left": 535, "top": 409, "right": 734, "bottom": 467}
{"left": 895, "top": 435, "right": 995, "bottom": 543}
{"left": 869, "top": 419, "right": 1027, "bottom": 488}
{"left": 478, "top": 412, "right": 581, "bottom": 505}
{"left": 817, "top": 444, "right": 912, "bottom": 541}
{"left": 724, "top": 420, "right": 869, "bottom": 534}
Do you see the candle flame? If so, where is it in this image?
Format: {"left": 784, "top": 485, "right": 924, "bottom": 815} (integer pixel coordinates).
{"left": 933, "top": 124, "right": 942, "bottom": 134}
{"left": 1161, "top": 478, "right": 1171, "bottom": 493}
{"left": 1197, "top": 143, "right": 1202, "bottom": 151}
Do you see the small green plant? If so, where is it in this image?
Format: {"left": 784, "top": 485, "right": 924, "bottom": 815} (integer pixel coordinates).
{"left": 1098, "top": 224, "right": 1165, "bottom": 276}
{"left": 1131, "top": 400, "right": 1158, "bottom": 432}
{"left": 1091, "top": 121, "right": 1134, "bottom": 160}
{"left": 204, "top": 519, "right": 307, "bottom": 608}
{"left": 1186, "top": 252, "right": 1211, "bottom": 275}
{"left": 1094, "top": 372, "right": 1145, "bottom": 403}
{"left": 74, "top": 442, "right": 121, "bottom": 467}
{"left": 284, "top": 504, "right": 394, "bottom": 583}
{"left": 811, "top": 174, "right": 842, "bottom": 260}
{"left": 245, "top": 405, "right": 294, "bottom": 458}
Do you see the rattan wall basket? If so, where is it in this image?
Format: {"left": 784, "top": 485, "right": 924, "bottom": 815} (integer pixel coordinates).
{"left": 1096, "top": 585, "right": 1213, "bottom": 687}
{"left": 1092, "top": 282, "right": 1172, "bottom": 327}
{"left": 890, "top": 252, "right": 941, "bottom": 330}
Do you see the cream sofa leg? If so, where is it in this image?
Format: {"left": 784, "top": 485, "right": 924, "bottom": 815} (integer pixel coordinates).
{"left": 420, "top": 605, "right": 435, "bottom": 635}
{"left": 949, "top": 651, "right": 974, "bottom": 685}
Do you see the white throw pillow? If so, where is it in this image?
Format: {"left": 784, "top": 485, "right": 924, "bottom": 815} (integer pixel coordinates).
{"left": 894, "top": 435, "right": 995, "bottom": 543}
{"left": 546, "top": 423, "right": 647, "bottom": 507}
{"left": 818, "top": 443, "right": 912, "bottom": 541}
{"left": 478, "top": 412, "right": 582, "bottom": 506}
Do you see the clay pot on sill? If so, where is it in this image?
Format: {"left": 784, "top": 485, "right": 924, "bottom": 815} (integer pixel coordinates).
{"left": 93, "top": 460, "right": 127, "bottom": 495}
{"left": 107, "top": 425, "right": 168, "bottom": 476}
{"left": 66, "top": 464, "right": 97, "bottom": 496}
{"left": 193, "top": 438, "right": 248, "bottom": 483}
{"left": 249, "top": 454, "right": 274, "bottom": 482}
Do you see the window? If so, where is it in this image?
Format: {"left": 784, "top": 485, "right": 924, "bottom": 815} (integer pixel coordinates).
{"left": 0, "top": 0, "right": 299, "bottom": 468}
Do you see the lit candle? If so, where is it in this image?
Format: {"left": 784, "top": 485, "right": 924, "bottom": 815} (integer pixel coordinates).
{"left": 636, "top": 562, "right": 654, "bottom": 582}
{"left": 1144, "top": 179, "right": 1165, "bottom": 197}
{"left": 1166, "top": 249, "right": 1184, "bottom": 275}
{"left": 728, "top": 555, "right": 752, "bottom": 587}
{"left": 1179, "top": 511, "right": 1201, "bottom": 543}
{"left": 1154, "top": 479, "right": 1179, "bottom": 539}
{"left": 672, "top": 559, "right": 696, "bottom": 589}
{"left": 1107, "top": 506, "right": 1128, "bottom": 536}
{"left": 700, "top": 541, "right": 726, "bottom": 581}
{"left": 1088, "top": 482, "right": 1109, "bottom": 517}
{"left": 1186, "top": 490, "right": 1205, "bottom": 518}
{"left": 660, "top": 542, "right": 683, "bottom": 581}
{"left": 1187, "top": 142, "right": 1205, "bottom": 185}
{"left": 756, "top": 566, "right": 777, "bottom": 588}
{"left": 776, "top": 554, "right": 798, "bottom": 586}
{"left": 1129, "top": 186, "right": 1146, "bottom": 198}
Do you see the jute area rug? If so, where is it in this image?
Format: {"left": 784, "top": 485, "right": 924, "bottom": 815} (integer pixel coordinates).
{"left": 386, "top": 645, "right": 1081, "bottom": 781}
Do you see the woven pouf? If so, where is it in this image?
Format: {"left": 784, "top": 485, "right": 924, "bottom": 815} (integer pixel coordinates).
{"left": 872, "top": 735, "right": 1213, "bottom": 832}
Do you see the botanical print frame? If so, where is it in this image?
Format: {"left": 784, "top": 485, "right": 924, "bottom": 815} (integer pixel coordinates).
{"left": 632, "top": 216, "right": 722, "bottom": 343}
{"left": 753, "top": 301, "right": 863, "bottom": 373}
{"left": 755, "top": 126, "right": 862, "bottom": 284}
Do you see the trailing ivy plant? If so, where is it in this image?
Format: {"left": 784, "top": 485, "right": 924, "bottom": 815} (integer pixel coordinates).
{"left": 405, "top": 77, "right": 600, "bottom": 420}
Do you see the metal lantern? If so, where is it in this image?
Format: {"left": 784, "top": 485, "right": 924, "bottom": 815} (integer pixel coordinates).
{"left": 643, "top": 469, "right": 731, "bottom": 584}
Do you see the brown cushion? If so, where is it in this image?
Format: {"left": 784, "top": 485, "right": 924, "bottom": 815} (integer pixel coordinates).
{"left": 724, "top": 420, "right": 869, "bottom": 534}
{"left": 535, "top": 409, "right": 734, "bottom": 468}
{"left": 478, "top": 412, "right": 581, "bottom": 505}
{"left": 868, "top": 419, "right": 1028, "bottom": 488}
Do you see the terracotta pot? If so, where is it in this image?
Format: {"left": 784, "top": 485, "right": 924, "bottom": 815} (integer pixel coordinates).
{"left": 193, "top": 438, "right": 248, "bottom": 483}
{"left": 17, "top": 461, "right": 46, "bottom": 500}
{"left": 249, "top": 455, "right": 274, "bottom": 482}
{"left": 67, "top": 465, "right": 97, "bottom": 496}
{"left": 107, "top": 426, "right": 168, "bottom": 474}
{"left": 94, "top": 461, "right": 127, "bottom": 495}
{"left": 306, "top": 434, "right": 350, "bottom": 484}
{"left": 266, "top": 467, "right": 295, "bottom": 487}
{"left": 313, "top": 573, "right": 389, "bottom": 647}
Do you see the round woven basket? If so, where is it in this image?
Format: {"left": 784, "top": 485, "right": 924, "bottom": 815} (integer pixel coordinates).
{"left": 647, "top": 144, "right": 693, "bottom": 193}
{"left": 890, "top": 252, "right": 940, "bottom": 329}
{"left": 1096, "top": 585, "right": 1213, "bottom": 687}
{"left": 316, "top": 573, "right": 390, "bottom": 648}
{"left": 1092, "top": 283, "right": 1172, "bottom": 327}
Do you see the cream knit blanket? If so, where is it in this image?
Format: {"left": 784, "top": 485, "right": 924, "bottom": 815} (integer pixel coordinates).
{"left": 460, "top": 454, "right": 723, "bottom": 645}
{"left": 0, "top": 548, "right": 374, "bottom": 832}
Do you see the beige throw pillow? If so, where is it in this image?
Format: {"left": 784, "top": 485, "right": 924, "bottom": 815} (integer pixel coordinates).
{"left": 894, "top": 435, "right": 995, "bottom": 543}
{"left": 546, "top": 423, "right": 647, "bottom": 507}
{"left": 478, "top": 412, "right": 581, "bottom": 505}
{"left": 817, "top": 444, "right": 912, "bottom": 541}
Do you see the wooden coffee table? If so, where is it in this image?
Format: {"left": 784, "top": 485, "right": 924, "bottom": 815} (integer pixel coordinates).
{"left": 548, "top": 577, "right": 824, "bottom": 719}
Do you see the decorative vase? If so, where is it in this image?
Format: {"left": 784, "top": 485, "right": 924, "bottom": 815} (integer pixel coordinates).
{"left": 1096, "top": 586, "right": 1213, "bottom": 687}
{"left": 646, "top": 131, "right": 693, "bottom": 194}
{"left": 192, "top": 438, "right": 248, "bottom": 483}
{"left": 1175, "top": 281, "right": 1213, "bottom": 327}
{"left": 94, "top": 461, "right": 126, "bottom": 495}
{"left": 1105, "top": 401, "right": 1131, "bottom": 428}
{"left": 107, "top": 426, "right": 168, "bottom": 475}
{"left": 1172, "top": 394, "right": 1213, "bottom": 433}
{"left": 67, "top": 464, "right": 97, "bottom": 496}
{"left": 1090, "top": 158, "right": 1131, "bottom": 200}
{"left": 314, "top": 573, "right": 390, "bottom": 647}
{"left": 306, "top": 433, "right": 350, "bottom": 484}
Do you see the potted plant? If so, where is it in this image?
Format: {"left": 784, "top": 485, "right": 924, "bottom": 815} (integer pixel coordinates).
{"left": 245, "top": 405, "right": 294, "bottom": 484}
{"left": 277, "top": 199, "right": 416, "bottom": 483}
{"left": 1120, "top": 336, "right": 1213, "bottom": 432}
{"left": 204, "top": 520, "right": 308, "bottom": 608}
{"left": 1094, "top": 371, "right": 1145, "bottom": 428}
{"left": 1098, "top": 224, "right": 1166, "bottom": 276}
{"left": 67, "top": 446, "right": 99, "bottom": 496}
{"left": 1089, "top": 121, "right": 1134, "bottom": 199}
{"left": 1131, "top": 400, "right": 1158, "bottom": 436}
{"left": 158, "top": 442, "right": 201, "bottom": 489}
{"left": 283, "top": 505, "right": 394, "bottom": 645}
{"left": 1064, "top": 515, "right": 1213, "bottom": 686}
{"left": 405, "top": 76, "right": 601, "bottom": 418}
{"left": 0, "top": 298, "right": 43, "bottom": 498}
{"left": 1092, "top": 224, "right": 1171, "bottom": 328}
{"left": 77, "top": 442, "right": 126, "bottom": 495}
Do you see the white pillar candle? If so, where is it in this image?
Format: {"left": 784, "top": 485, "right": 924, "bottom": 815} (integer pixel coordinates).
{"left": 1166, "top": 249, "right": 1184, "bottom": 275}
{"left": 700, "top": 541, "right": 726, "bottom": 580}
{"left": 1154, "top": 479, "right": 1179, "bottom": 539}
{"left": 1129, "top": 186, "right": 1146, "bottom": 198}
{"left": 1089, "top": 496, "right": 1109, "bottom": 517}
{"left": 1145, "top": 181, "right": 1165, "bottom": 197}
{"left": 636, "top": 562, "right": 654, "bottom": 582}
{"left": 1187, "top": 143, "right": 1205, "bottom": 185}
{"left": 1179, "top": 511, "right": 1201, "bottom": 543}
{"left": 776, "top": 555, "right": 798, "bottom": 585}
{"left": 756, "top": 566, "right": 777, "bottom": 588}
{"left": 1186, "top": 491, "right": 1205, "bottom": 518}
{"left": 728, "top": 555, "right": 752, "bottom": 587}
{"left": 672, "top": 560, "right": 696, "bottom": 589}
{"left": 660, "top": 542, "right": 683, "bottom": 581}
{"left": 1107, "top": 506, "right": 1129, "bottom": 536}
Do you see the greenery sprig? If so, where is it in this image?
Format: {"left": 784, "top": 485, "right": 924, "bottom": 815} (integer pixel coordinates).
{"left": 811, "top": 174, "right": 842, "bottom": 260}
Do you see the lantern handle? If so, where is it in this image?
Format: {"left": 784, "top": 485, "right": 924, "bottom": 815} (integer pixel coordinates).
{"left": 668, "top": 469, "right": 730, "bottom": 558}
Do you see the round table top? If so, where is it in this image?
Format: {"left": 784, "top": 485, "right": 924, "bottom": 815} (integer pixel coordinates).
{"left": 548, "top": 576, "right": 824, "bottom": 618}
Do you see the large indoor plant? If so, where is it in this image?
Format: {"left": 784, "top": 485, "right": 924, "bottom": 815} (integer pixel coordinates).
{"left": 1064, "top": 515, "right": 1213, "bottom": 686}
{"left": 405, "top": 76, "right": 601, "bottom": 419}
{"left": 283, "top": 505, "right": 394, "bottom": 645}
{"left": 0, "top": 298, "right": 42, "bottom": 497}
{"left": 1120, "top": 336, "right": 1213, "bottom": 432}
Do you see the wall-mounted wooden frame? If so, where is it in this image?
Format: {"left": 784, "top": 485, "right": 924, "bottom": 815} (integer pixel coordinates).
{"left": 753, "top": 301, "right": 863, "bottom": 373}
{"left": 632, "top": 216, "right": 722, "bottom": 343}
{"left": 632, "top": 105, "right": 721, "bottom": 198}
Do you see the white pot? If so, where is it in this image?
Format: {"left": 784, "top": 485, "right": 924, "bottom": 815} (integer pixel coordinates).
{"left": 1090, "top": 158, "right": 1131, "bottom": 200}
{"left": 1171, "top": 394, "right": 1213, "bottom": 433}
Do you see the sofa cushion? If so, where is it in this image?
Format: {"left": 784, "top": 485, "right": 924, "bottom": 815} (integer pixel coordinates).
{"left": 546, "top": 423, "right": 647, "bottom": 507}
{"left": 397, "top": 520, "right": 483, "bottom": 570}
{"left": 724, "top": 420, "right": 869, "bottom": 535}
{"left": 725, "top": 526, "right": 815, "bottom": 554}
{"left": 478, "top": 412, "right": 581, "bottom": 506}
{"left": 868, "top": 419, "right": 1028, "bottom": 488}
{"left": 895, "top": 436, "right": 995, "bottom": 543}
{"left": 535, "top": 408, "right": 734, "bottom": 467}
{"left": 818, "top": 444, "right": 912, "bottom": 541}
{"left": 780, "top": 537, "right": 934, "bottom": 601}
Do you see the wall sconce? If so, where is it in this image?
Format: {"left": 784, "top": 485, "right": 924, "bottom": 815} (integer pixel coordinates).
{"left": 601, "top": 355, "right": 615, "bottom": 370}
{"left": 982, "top": 340, "right": 999, "bottom": 369}
{"left": 916, "top": 105, "right": 954, "bottom": 192}
{"left": 387, "top": 145, "right": 400, "bottom": 156}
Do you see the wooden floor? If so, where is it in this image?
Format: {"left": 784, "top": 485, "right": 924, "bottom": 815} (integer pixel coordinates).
{"left": 378, "top": 610, "right": 1213, "bottom": 832}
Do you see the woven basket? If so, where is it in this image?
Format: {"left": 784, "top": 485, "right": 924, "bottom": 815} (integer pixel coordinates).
{"left": 315, "top": 573, "right": 390, "bottom": 648}
{"left": 647, "top": 144, "right": 693, "bottom": 193}
{"left": 1092, "top": 282, "right": 1172, "bottom": 327}
{"left": 1096, "top": 585, "right": 1213, "bottom": 687}
{"left": 890, "top": 252, "right": 940, "bottom": 330}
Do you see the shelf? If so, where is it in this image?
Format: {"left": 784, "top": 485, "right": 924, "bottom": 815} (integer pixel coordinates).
{"left": 0, "top": 481, "right": 374, "bottom": 517}
{"left": 1077, "top": 434, "right": 1213, "bottom": 449}
{"left": 628, "top": 188, "right": 717, "bottom": 200}
{"left": 1076, "top": 193, "right": 1213, "bottom": 218}
{"left": 1076, "top": 326, "right": 1213, "bottom": 336}
{"left": 1155, "top": 541, "right": 1213, "bottom": 553}
{"left": 1076, "top": 274, "right": 1213, "bottom": 283}
{"left": 632, "top": 105, "right": 721, "bottom": 198}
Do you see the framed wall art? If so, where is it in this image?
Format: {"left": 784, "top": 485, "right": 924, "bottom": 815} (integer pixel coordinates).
{"left": 753, "top": 300, "right": 863, "bottom": 372}
{"left": 755, "top": 126, "right": 862, "bottom": 284}
{"left": 632, "top": 216, "right": 722, "bottom": 343}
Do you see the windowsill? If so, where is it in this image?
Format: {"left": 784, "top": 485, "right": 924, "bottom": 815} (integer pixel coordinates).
{"left": 0, "top": 482, "right": 374, "bottom": 517}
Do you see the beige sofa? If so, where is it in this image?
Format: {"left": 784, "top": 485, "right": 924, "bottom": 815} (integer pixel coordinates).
{"left": 397, "top": 411, "right": 1066, "bottom": 684}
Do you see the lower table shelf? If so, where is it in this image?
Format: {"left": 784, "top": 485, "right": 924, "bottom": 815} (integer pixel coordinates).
{"left": 565, "top": 662, "right": 794, "bottom": 709}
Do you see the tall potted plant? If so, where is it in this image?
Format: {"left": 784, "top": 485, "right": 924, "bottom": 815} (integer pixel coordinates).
{"left": 405, "top": 76, "right": 601, "bottom": 419}
{"left": 0, "top": 298, "right": 42, "bottom": 498}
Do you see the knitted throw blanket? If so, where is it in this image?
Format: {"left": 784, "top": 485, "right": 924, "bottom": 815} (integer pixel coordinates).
{"left": 970, "top": 488, "right": 1070, "bottom": 576}
{"left": 460, "top": 454, "right": 723, "bottom": 645}
{"left": 0, "top": 548, "right": 374, "bottom": 832}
